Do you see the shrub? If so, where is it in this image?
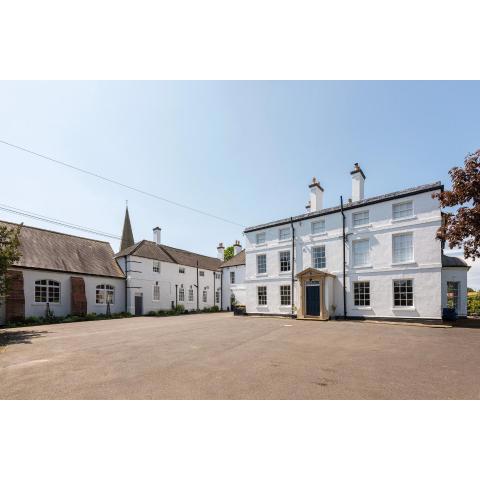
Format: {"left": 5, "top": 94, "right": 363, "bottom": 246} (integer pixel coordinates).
{"left": 467, "top": 293, "right": 480, "bottom": 316}
{"left": 174, "top": 304, "right": 185, "bottom": 313}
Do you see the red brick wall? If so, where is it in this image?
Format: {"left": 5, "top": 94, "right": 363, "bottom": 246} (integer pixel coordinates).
{"left": 71, "top": 276, "right": 87, "bottom": 316}
{"left": 6, "top": 270, "right": 25, "bottom": 322}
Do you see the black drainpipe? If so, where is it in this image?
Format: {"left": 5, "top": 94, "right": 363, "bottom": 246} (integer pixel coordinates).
{"left": 220, "top": 269, "right": 223, "bottom": 311}
{"left": 213, "top": 270, "right": 216, "bottom": 307}
{"left": 290, "top": 217, "right": 295, "bottom": 318}
{"left": 196, "top": 260, "right": 199, "bottom": 311}
{"left": 340, "top": 196, "right": 347, "bottom": 319}
{"left": 124, "top": 255, "right": 128, "bottom": 313}
{"left": 175, "top": 284, "right": 178, "bottom": 309}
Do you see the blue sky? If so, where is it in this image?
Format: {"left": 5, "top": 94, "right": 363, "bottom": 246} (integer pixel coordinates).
{"left": 0, "top": 81, "right": 479, "bottom": 286}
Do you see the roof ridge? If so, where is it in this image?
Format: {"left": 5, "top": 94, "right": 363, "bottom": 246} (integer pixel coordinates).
{"left": 143, "top": 239, "right": 220, "bottom": 261}
{"left": 0, "top": 219, "right": 113, "bottom": 245}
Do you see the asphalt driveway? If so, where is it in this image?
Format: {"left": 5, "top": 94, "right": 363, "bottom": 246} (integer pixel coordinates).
{"left": 1, "top": 312, "right": 479, "bottom": 399}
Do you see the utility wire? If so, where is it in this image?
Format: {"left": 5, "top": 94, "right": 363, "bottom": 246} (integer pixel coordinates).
{"left": 0, "top": 139, "right": 246, "bottom": 228}
{"left": 0, "top": 203, "right": 121, "bottom": 240}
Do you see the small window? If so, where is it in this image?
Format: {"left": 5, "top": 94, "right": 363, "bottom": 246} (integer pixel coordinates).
{"left": 215, "top": 273, "right": 221, "bottom": 280}
{"left": 280, "top": 285, "right": 291, "bottom": 306}
{"left": 257, "top": 286, "right": 267, "bottom": 305}
{"left": 230, "top": 271, "right": 236, "bottom": 284}
{"left": 279, "top": 250, "right": 291, "bottom": 272}
{"left": 393, "top": 201, "right": 413, "bottom": 220}
{"left": 256, "top": 232, "right": 266, "bottom": 244}
{"left": 35, "top": 279, "right": 60, "bottom": 303}
{"left": 279, "top": 227, "right": 291, "bottom": 241}
{"left": 96, "top": 284, "right": 115, "bottom": 304}
{"left": 447, "top": 282, "right": 460, "bottom": 311}
{"left": 202, "top": 290, "right": 207, "bottom": 303}
{"left": 188, "top": 286, "right": 194, "bottom": 302}
{"left": 312, "top": 246, "right": 326, "bottom": 269}
{"left": 393, "top": 233, "right": 413, "bottom": 263}
{"left": 353, "top": 239, "right": 370, "bottom": 267}
{"left": 354, "top": 281, "right": 370, "bottom": 306}
{"left": 353, "top": 211, "right": 369, "bottom": 227}
{"left": 153, "top": 284, "right": 160, "bottom": 301}
{"left": 179, "top": 286, "right": 185, "bottom": 302}
{"left": 393, "top": 279, "right": 413, "bottom": 307}
{"left": 153, "top": 261, "right": 161, "bottom": 273}
{"left": 311, "top": 220, "right": 325, "bottom": 235}
{"left": 199, "top": 271, "right": 205, "bottom": 277}
{"left": 257, "top": 254, "right": 267, "bottom": 274}
{"left": 215, "top": 288, "right": 220, "bottom": 304}
{"left": 179, "top": 267, "right": 185, "bottom": 274}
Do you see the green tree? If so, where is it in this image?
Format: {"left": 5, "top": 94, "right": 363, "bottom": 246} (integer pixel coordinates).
{"left": 0, "top": 223, "right": 22, "bottom": 302}
{"left": 223, "top": 245, "right": 234, "bottom": 262}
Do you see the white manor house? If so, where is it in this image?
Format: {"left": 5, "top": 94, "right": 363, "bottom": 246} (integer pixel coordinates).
{"left": 242, "top": 164, "right": 469, "bottom": 320}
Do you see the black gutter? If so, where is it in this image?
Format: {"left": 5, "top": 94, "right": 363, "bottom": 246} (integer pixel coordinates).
{"left": 244, "top": 183, "right": 443, "bottom": 233}
{"left": 290, "top": 217, "right": 295, "bottom": 318}
{"left": 340, "top": 196, "right": 347, "bottom": 319}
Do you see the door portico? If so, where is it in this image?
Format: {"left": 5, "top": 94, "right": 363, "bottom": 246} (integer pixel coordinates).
{"left": 296, "top": 267, "right": 335, "bottom": 320}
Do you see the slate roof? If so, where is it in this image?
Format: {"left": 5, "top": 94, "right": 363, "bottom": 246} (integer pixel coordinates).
{"left": 1, "top": 220, "right": 125, "bottom": 278}
{"left": 115, "top": 240, "right": 222, "bottom": 271}
{"left": 244, "top": 181, "right": 443, "bottom": 233}
{"left": 220, "top": 250, "right": 245, "bottom": 268}
{"left": 442, "top": 254, "right": 469, "bottom": 268}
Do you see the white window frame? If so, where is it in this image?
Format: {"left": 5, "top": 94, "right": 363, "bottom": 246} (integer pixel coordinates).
{"left": 153, "top": 284, "right": 160, "bottom": 302}
{"left": 279, "top": 250, "right": 291, "bottom": 272}
{"left": 279, "top": 227, "right": 291, "bottom": 241}
{"left": 353, "top": 281, "right": 370, "bottom": 307}
{"left": 393, "top": 279, "right": 414, "bottom": 308}
{"left": 311, "top": 220, "right": 325, "bottom": 235}
{"left": 153, "top": 260, "right": 161, "bottom": 273}
{"left": 352, "top": 210, "right": 369, "bottom": 227}
{"left": 230, "top": 271, "right": 236, "bottom": 284}
{"left": 312, "top": 245, "right": 326, "bottom": 269}
{"left": 179, "top": 266, "right": 185, "bottom": 274}
{"left": 35, "top": 279, "right": 61, "bottom": 304}
{"left": 188, "top": 286, "right": 194, "bottom": 302}
{"left": 178, "top": 286, "right": 185, "bottom": 302}
{"left": 199, "top": 271, "right": 205, "bottom": 277}
{"left": 215, "top": 288, "right": 220, "bottom": 304}
{"left": 352, "top": 239, "right": 370, "bottom": 267}
{"left": 96, "top": 284, "right": 115, "bottom": 305}
{"left": 256, "top": 232, "right": 266, "bottom": 244}
{"left": 280, "top": 285, "right": 291, "bottom": 306}
{"left": 392, "top": 200, "right": 414, "bottom": 220}
{"left": 257, "top": 254, "right": 267, "bottom": 274}
{"left": 257, "top": 286, "right": 267, "bottom": 306}
{"left": 392, "top": 232, "right": 414, "bottom": 264}
{"left": 202, "top": 289, "right": 207, "bottom": 303}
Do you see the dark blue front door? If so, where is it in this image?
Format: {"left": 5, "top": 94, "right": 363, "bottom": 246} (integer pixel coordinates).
{"left": 306, "top": 285, "right": 320, "bottom": 316}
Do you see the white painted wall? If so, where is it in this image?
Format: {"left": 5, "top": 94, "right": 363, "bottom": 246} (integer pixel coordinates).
{"left": 244, "top": 190, "right": 448, "bottom": 319}
{"left": 221, "top": 264, "right": 246, "bottom": 309}
{"left": 6, "top": 268, "right": 126, "bottom": 319}
{"left": 441, "top": 267, "right": 469, "bottom": 317}
{"left": 121, "top": 255, "right": 220, "bottom": 314}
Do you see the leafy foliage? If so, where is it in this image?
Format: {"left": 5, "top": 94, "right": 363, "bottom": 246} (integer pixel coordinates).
{"left": 467, "top": 292, "right": 480, "bottom": 316}
{"left": 0, "top": 223, "right": 22, "bottom": 300}
{"left": 433, "top": 149, "right": 480, "bottom": 259}
{"left": 223, "top": 245, "right": 234, "bottom": 262}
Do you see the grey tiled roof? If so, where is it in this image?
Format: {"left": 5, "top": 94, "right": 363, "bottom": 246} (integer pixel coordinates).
{"left": 115, "top": 240, "right": 222, "bottom": 271}
{"left": 220, "top": 249, "right": 245, "bottom": 268}
{"left": 244, "top": 181, "right": 443, "bottom": 233}
{"left": 442, "top": 254, "right": 469, "bottom": 268}
{"left": 1, "top": 220, "right": 125, "bottom": 278}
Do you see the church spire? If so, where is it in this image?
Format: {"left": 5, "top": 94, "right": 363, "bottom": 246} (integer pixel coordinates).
{"left": 120, "top": 206, "right": 134, "bottom": 251}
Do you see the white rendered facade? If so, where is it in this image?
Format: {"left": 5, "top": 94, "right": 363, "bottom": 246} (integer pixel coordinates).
{"left": 221, "top": 263, "right": 246, "bottom": 309}
{"left": 244, "top": 173, "right": 468, "bottom": 320}
{"left": 117, "top": 254, "right": 221, "bottom": 315}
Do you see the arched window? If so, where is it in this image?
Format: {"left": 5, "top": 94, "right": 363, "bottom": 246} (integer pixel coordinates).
{"left": 96, "top": 284, "right": 115, "bottom": 304}
{"left": 35, "top": 279, "right": 60, "bottom": 303}
{"left": 179, "top": 285, "right": 185, "bottom": 302}
{"left": 188, "top": 286, "right": 194, "bottom": 302}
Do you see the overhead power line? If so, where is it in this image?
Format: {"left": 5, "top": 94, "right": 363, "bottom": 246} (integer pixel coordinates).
{"left": 0, "top": 203, "right": 121, "bottom": 240}
{"left": 0, "top": 139, "right": 246, "bottom": 228}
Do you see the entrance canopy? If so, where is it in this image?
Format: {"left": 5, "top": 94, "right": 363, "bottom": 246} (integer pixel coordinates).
{"left": 296, "top": 268, "right": 336, "bottom": 320}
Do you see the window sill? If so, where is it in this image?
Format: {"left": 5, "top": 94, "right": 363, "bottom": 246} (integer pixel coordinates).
{"left": 392, "top": 306, "right": 416, "bottom": 311}
{"left": 352, "top": 306, "right": 372, "bottom": 310}
{"left": 255, "top": 243, "right": 267, "bottom": 247}
{"left": 391, "top": 215, "right": 417, "bottom": 224}
{"left": 32, "top": 302, "right": 62, "bottom": 306}
{"left": 353, "top": 223, "right": 372, "bottom": 229}
{"left": 352, "top": 264, "right": 373, "bottom": 269}
{"left": 391, "top": 261, "right": 416, "bottom": 267}
{"left": 278, "top": 238, "right": 291, "bottom": 243}
{"left": 310, "top": 232, "right": 327, "bottom": 238}
{"left": 279, "top": 271, "right": 291, "bottom": 276}
{"left": 256, "top": 273, "right": 268, "bottom": 278}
